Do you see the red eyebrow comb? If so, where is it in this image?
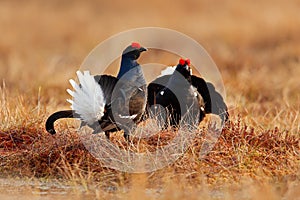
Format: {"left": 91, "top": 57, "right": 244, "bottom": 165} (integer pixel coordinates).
{"left": 185, "top": 59, "right": 190, "bottom": 66}
{"left": 131, "top": 42, "right": 141, "bottom": 48}
{"left": 179, "top": 58, "right": 191, "bottom": 66}
{"left": 179, "top": 58, "right": 185, "bottom": 65}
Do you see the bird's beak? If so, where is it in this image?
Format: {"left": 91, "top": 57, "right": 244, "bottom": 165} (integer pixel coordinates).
{"left": 139, "top": 47, "right": 147, "bottom": 52}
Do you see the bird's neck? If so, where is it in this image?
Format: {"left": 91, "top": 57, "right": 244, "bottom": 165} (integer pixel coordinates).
{"left": 117, "top": 56, "right": 146, "bottom": 87}
{"left": 167, "top": 71, "right": 192, "bottom": 89}
{"left": 117, "top": 56, "right": 138, "bottom": 79}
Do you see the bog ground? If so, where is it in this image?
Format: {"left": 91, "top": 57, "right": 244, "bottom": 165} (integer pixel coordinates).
{"left": 0, "top": 0, "right": 299, "bottom": 199}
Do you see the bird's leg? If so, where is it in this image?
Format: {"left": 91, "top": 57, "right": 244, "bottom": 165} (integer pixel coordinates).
{"left": 123, "top": 124, "right": 135, "bottom": 142}
{"left": 105, "top": 132, "right": 110, "bottom": 140}
{"left": 123, "top": 131, "right": 130, "bottom": 142}
{"left": 80, "top": 121, "right": 87, "bottom": 128}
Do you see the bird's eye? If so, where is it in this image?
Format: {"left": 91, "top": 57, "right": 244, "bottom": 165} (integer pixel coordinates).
{"left": 160, "top": 91, "right": 164, "bottom": 96}
{"left": 184, "top": 65, "right": 189, "bottom": 71}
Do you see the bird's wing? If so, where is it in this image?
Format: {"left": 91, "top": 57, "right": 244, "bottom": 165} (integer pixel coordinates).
{"left": 93, "top": 74, "right": 119, "bottom": 105}
{"left": 147, "top": 74, "right": 172, "bottom": 106}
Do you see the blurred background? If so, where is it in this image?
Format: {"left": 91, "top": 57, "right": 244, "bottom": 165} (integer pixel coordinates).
{"left": 0, "top": 0, "right": 299, "bottom": 108}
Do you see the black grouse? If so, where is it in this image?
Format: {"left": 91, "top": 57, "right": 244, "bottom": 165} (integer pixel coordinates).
{"left": 147, "top": 58, "right": 229, "bottom": 128}
{"left": 45, "top": 42, "right": 147, "bottom": 140}
{"left": 147, "top": 58, "right": 205, "bottom": 128}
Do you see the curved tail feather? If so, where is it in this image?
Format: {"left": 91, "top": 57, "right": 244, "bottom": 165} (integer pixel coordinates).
{"left": 45, "top": 110, "right": 80, "bottom": 134}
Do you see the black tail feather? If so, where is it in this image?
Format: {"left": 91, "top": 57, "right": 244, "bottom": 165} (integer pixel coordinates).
{"left": 191, "top": 75, "right": 229, "bottom": 123}
{"left": 206, "top": 82, "right": 229, "bottom": 122}
{"left": 45, "top": 110, "right": 80, "bottom": 135}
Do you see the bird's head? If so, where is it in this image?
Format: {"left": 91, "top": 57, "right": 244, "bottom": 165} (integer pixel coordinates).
{"left": 175, "top": 58, "right": 192, "bottom": 80}
{"left": 122, "top": 42, "right": 147, "bottom": 60}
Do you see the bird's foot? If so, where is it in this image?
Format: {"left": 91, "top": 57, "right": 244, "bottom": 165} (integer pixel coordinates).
{"left": 123, "top": 132, "right": 131, "bottom": 143}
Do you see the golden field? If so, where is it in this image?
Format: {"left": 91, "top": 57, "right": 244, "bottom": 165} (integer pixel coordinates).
{"left": 0, "top": 0, "right": 299, "bottom": 199}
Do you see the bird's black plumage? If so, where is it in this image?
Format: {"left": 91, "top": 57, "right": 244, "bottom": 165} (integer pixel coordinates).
{"left": 147, "top": 59, "right": 205, "bottom": 128}
{"left": 191, "top": 76, "right": 229, "bottom": 123}
{"left": 147, "top": 59, "right": 229, "bottom": 128}
{"left": 45, "top": 43, "right": 147, "bottom": 140}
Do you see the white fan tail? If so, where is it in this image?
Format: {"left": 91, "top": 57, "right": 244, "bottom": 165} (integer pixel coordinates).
{"left": 157, "top": 66, "right": 176, "bottom": 77}
{"left": 67, "top": 71, "right": 106, "bottom": 125}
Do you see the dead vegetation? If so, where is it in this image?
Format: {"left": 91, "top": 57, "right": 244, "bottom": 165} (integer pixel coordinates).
{"left": 0, "top": 0, "right": 299, "bottom": 199}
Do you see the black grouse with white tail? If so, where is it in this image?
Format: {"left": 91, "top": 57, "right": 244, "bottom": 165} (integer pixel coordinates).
{"left": 45, "top": 42, "right": 147, "bottom": 140}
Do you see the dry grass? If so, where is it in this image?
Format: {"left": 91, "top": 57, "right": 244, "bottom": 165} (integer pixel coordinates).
{"left": 0, "top": 0, "right": 300, "bottom": 199}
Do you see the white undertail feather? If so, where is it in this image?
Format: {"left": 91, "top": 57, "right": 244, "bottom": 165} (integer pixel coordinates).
{"left": 158, "top": 65, "right": 193, "bottom": 78}
{"left": 158, "top": 66, "right": 176, "bottom": 77}
{"left": 67, "top": 71, "right": 106, "bottom": 125}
